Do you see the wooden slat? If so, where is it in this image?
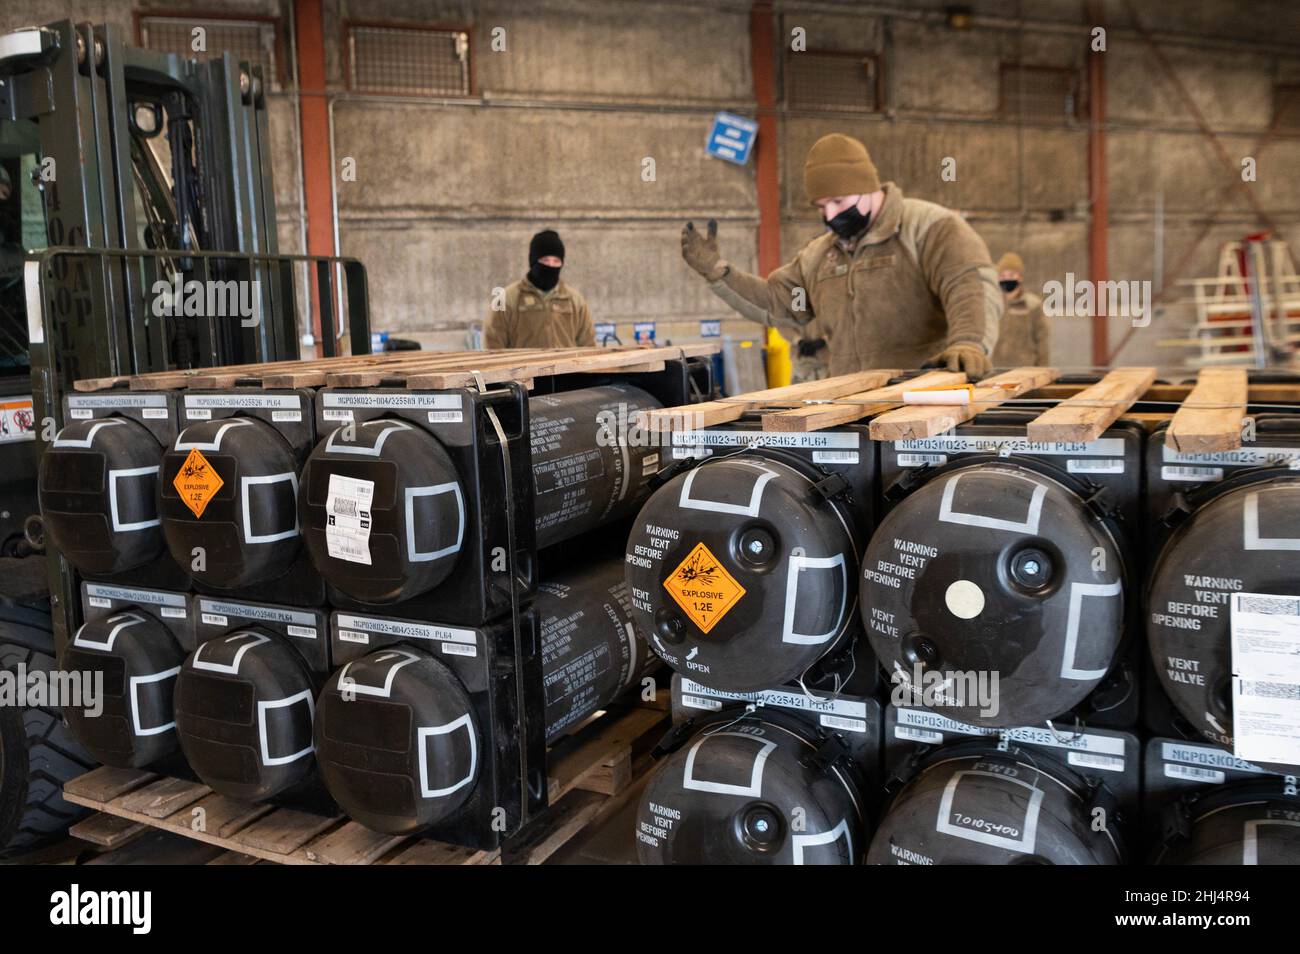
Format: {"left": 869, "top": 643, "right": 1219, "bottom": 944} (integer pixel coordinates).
{"left": 546, "top": 706, "right": 668, "bottom": 804}
{"left": 118, "top": 777, "right": 210, "bottom": 819}
{"left": 207, "top": 851, "right": 261, "bottom": 865}
{"left": 385, "top": 842, "right": 499, "bottom": 865}
{"left": 762, "top": 371, "right": 967, "bottom": 432}
{"left": 232, "top": 808, "right": 344, "bottom": 856}
{"left": 868, "top": 367, "right": 1059, "bottom": 441}
{"left": 69, "top": 813, "right": 147, "bottom": 849}
{"left": 63, "top": 766, "right": 158, "bottom": 803}
{"left": 1165, "top": 367, "right": 1249, "bottom": 453}
{"left": 640, "top": 370, "right": 898, "bottom": 432}
{"left": 304, "top": 821, "right": 408, "bottom": 865}
{"left": 1025, "top": 367, "right": 1156, "bottom": 442}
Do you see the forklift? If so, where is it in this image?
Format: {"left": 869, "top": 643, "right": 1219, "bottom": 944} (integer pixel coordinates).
{"left": 0, "top": 19, "right": 368, "bottom": 853}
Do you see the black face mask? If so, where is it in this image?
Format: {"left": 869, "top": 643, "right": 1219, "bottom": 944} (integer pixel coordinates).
{"left": 825, "top": 203, "right": 871, "bottom": 240}
{"left": 528, "top": 263, "right": 561, "bottom": 292}
{"left": 999, "top": 279, "right": 1021, "bottom": 293}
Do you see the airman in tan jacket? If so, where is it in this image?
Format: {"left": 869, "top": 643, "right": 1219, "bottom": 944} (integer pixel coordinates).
{"left": 485, "top": 229, "right": 595, "bottom": 349}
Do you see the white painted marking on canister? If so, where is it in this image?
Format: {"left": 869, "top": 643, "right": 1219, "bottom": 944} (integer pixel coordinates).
{"left": 944, "top": 580, "right": 985, "bottom": 619}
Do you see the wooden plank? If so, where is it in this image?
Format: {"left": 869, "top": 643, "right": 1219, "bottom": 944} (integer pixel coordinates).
{"left": 184, "top": 792, "right": 277, "bottom": 840}
{"left": 63, "top": 766, "right": 157, "bottom": 803}
{"left": 304, "top": 821, "right": 408, "bottom": 865}
{"left": 762, "top": 370, "right": 967, "bottom": 432}
{"left": 868, "top": 367, "right": 1059, "bottom": 441}
{"left": 1025, "top": 367, "right": 1157, "bottom": 442}
{"left": 232, "top": 808, "right": 344, "bottom": 856}
{"left": 385, "top": 842, "right": 500, "bottom": 865}
{"left": 1166, "top": 367, "right": 1249, "bottom": 453}
{"left": 69, "top": 813, "right": 147, "bottom": 849}
{"left": 206, "top": 851, "right": 261, "bottom": 865}
{"left": 117, "top": 777, "right": 210, "bottom": 819}
{"left": 546, "top": 706, "right": 668, "bottom": 804}
{"left": 640, "top": 370, "right": 898, "bottom": 432}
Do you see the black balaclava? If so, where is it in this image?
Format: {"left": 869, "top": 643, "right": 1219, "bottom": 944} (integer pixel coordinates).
{"left": 825, "top": 200, "right": 871, "bottom": 241}
{"left": 999, "top": 279, "right": 1021, "bottom": 293}
{"left": 527, "top": 229, "right": 565, "bottom": 292}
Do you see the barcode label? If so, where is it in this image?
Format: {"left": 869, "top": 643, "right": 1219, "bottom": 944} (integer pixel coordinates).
{"left": 186, "top": 408, "right": 212, "bottom": 420}
{"left": 427, "top": 410, "right": 463, "bottom": 424}
{"left": 1239, "top": 595, "right": 1300, "bottom": 616}
{"left": 819, "top": 714, "right": 866, "bottom": 733}
{"left": 143, "top": 408, "right": 169, "bottom": 420}
{"left": 323, "top": 409, "right": 354, "bottom": 422}
{"left": 1162, "top": 465, "right": 1224, "bottom": 483}
{"left": 1067, "top": 751, "right": 1125, "bottom": 772}
{"left": 1239, "top": 680, "right": 1300, "bottom": 700}
{"left": 272, "top": 410, "right": 302, "bottom": 423}
{"left": 161, "top": 607, "right": 187, "bottom": 619}
{"left": 897, "top": 452, "right": 947, "bottom": 468}
{"left": 286, "top": 624, "right": 317, "bottom": 639}
{"left": 441, "top": 641, "right": 477, "bottom": 657}
{"left": 69, "top": 408, "right": 93, "bottom": 419}
{"left": 895, "top": 725, "right": 944, "bottom": 744}
{"left": 325, "top": 474, "right": 374, "bottom": 565}
{"left": 338, "top": 629, "right": 369, "bottom": 644}
{"left": 813, "top": 450, "right": 859, "bottom": 465}
{"left": 1164, "top": 763, "right": 1225, "bottom": 784}
{"left": 681, "top": 694, "right": 723, "bottom": 711}
{"left": 87, "top": 596, "right": 111, "bottom": 608}
{"left": 332, "top": 497, "right": 359, "bottom": 518}
{"left": 201, "top": 613, "right": 228, "bottom": 626}
{"left": 1068, "top": 458, "right": 1124, "bottom": 474}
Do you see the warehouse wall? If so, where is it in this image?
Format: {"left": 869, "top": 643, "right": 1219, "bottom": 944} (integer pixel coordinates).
{"left": 6, "top": 0, "right": 1300, "bottom": 368}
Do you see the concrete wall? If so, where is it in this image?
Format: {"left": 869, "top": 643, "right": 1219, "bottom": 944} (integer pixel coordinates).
{"left": 7, "top": 0, "right": 1300, "bottom": 368}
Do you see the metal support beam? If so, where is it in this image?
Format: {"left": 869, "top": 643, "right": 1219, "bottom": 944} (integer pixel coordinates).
{"left": 750, "top": 1, "right": 781, "bottom": 276}
{"left": 1086, "top": 0, "right": 1108, "bottom": 367}
{"left": 295, "top": 0, "right": 333, "bottom": 346}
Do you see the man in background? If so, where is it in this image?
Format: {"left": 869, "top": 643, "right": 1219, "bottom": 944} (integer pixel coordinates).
{"left": 990, "top": 251, "right": 1049, "bottom": 367}
{"left": 485, "top": 229, "right": 595, "bottom": 349}
{"left": 680, "top": 133, "right": 1001, "bottom": 378}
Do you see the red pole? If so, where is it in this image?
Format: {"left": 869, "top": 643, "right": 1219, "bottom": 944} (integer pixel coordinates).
{"left": 750, "top": 1, "right": 781, "bottom": 275}
{"left": 295, "top": 0, "right": 332, "bottom": 345}
{"left": 1086, "top": 1, "right": 1109, "bottom": 367}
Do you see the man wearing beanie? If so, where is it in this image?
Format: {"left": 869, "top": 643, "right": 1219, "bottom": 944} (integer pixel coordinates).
{"left": 991, "top": 251, "right": 1050, "bottom": 367}
{"left": 681, "top": 133, "right": 1001, "bottom": 377}
{"left": 484, "top": 229, "right": 595, "bottom": 349}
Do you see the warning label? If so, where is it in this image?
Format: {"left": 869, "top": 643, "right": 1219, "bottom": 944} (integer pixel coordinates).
{"left": 172, "top": 448, "right": 223, "bottom": 518}
{"left": 662, "top": 542, "right": 745, "bottom": 634}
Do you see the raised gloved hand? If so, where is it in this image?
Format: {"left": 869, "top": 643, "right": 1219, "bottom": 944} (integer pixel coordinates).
{"left": 924, "top": 343, "right": 992, "bottom": 378}
{"left": 681, "top": 220, "right": 727, "bottom": 282}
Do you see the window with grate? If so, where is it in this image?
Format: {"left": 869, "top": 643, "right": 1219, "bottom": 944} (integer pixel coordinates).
{"left": 138, "top": 15, "right": 281, "bottom": 88}
{"left": 1273, "top": 85, "right": 1300, "bottom": 129}
{"left": 346, "top": 24, "right": 472, "bottom": 96}
{"left": 1000, "top": 65, "right": 1082, "bottom": 120}
{"left": 785, "top": 51, "right": 881, "bottom": 112}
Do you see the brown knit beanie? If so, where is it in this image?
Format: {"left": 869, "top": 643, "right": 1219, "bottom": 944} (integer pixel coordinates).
{"left": 997, "top": 252, "right": 1025, "bottom": 273}
{"left": 803, "top": 134, "right": 881, "bottom": 206}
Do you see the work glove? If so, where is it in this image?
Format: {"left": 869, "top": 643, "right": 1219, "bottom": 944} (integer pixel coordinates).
{"left": 797, "top": 337, "right": 827, "bottom": 357}
{"left": 924, "top": 343, "right": 991, "bottom": 378}
{"left": 681, "top": 220, "right": 727, "bottom": 282}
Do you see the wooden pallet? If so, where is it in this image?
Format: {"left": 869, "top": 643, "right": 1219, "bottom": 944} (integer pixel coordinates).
{"left": 74, "top": 344, "right": 719, "bottom": 393}
{"left": 641, "top": 365, "right": 1293, "bottom": 452}
{"left": 61, "top": 699, "right": 669, "bottom": 866}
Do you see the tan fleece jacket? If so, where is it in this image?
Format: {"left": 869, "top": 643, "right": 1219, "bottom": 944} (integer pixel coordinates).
{"left": 484, "top": 277, "right": 595, "bottom": 349}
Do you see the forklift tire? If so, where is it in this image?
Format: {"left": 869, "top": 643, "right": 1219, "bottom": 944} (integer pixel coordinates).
{"left": 0, "top": 605, "right": 95, "bottom": 857}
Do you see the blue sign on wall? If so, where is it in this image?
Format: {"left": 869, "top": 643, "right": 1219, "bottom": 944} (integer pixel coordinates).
{"left": 594, "top": 322, "right": 617, "bottom": 343}
{"left": 700, "top": 319, "right": 721, "bottom": 338}
{"left": 706, "top": 112, "right": 758, "bottom": 165}
{"left": 633, "top": 321, "right": 656, "bottom": 343}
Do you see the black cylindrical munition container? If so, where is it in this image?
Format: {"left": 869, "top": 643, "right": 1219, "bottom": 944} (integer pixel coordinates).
{"left": 173, "top": 630, "right": 319, "bottom": 801}
{"left": 39, "top": 418, "right": 166, "bottom": 575}
{"left": 298, "top": 384, "right": 661, "bottom": 604}
{"left": 1153, "top": 783, "right": 1300, "bottom": 865}
{"left": 1147, "top": 476, "right": 1300, "bottom": 774}
{"left": 313, "top": 557, "right": 653, "bottom": 834}
{"left": 636, "top": 714, "right": 866, "bottom": 864}
{"left": 862, "top": 459, "right": 1126, "bottom": 727}
{"left": 867, "top": 744, "right": 1123, "bottom": 865}
{"left": 61, "top": 610, "right": 186, "bottom": 767}
{"left": 158, "top": 418, "right": 302, "bottom": 587}
{"left": 624, "top": 453, "right": 860, "bottom": 693}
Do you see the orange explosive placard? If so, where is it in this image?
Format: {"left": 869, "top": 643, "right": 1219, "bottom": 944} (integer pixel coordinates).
{"left": 172, "top": 447, "right": 223, "bottom": 518}
{"left": 662, "top": 541, "right": 746, "bottom": 634}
